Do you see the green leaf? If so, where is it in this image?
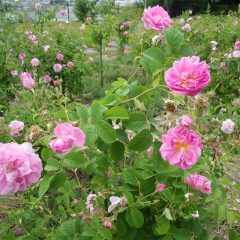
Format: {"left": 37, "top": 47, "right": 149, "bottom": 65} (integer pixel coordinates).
{"left": 91, "top": 103, "right": 108, "bottom": 122}
{"left": 229, "top": 229, "right": 240, "bottom": 240}
{"left": 59, "top": 220, "right": 76, "bottom": 239}
{"left": 76, "top": 105, "right": 89, "bottom": 124}
{"left": 98, "top": 226, "right": 112, "bottom": 240}
{"left": 49, "top": 170, "right": 67, "bottom": 191}
{"left": 123, "top": 112, "right": 147, "bottom": 131}
{"left": 39, "top": 174, "right": 52, "bottom": 197}
{"left": 63, "top": 151, "right": 86, "bottom": 169}
{"left": 155, "top": 217, "right": 170, "bottom": 235}
{"left": 128, "top": 129, "right": 152, "bottom": 152}
{"left": 96, "top": 120, "right": 116, "bottom": 143}
{"left": 110, "top": 141, "right": 125, "bottom": 162}
{"left": 130, "top": 209, "right": 144, "bottom": 228}
{"left": 104, "top": 106, "right": 129, "bottom": 120}
{"left": 45, "top": 158, "right": 60, "bottom": 171}
{"left": 41, "top": 147, "right": 53, "bottom": 162}
{"left": 172, "top": 228, "right": 190, "bottom": 240}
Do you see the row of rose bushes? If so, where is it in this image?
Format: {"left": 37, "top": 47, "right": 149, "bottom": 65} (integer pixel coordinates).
{"left": 0, "top": 4, "right": 239, "bottom": 240}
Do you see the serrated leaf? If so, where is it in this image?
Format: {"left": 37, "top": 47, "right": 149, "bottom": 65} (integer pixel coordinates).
{"left": 91, "top": 103, "right": 108, "bottom": 122}
{"left": 122, "top": 112, "right": 147, "bottom": 131}
{"left": 131, "top": 209, "right": 144, "bottom": 228}
{"left": 63, "top": 151, "right": 86, "bottom": 169}
{"left": 110, "top": 141, "right": 125, "bottom": 162}
{"left": 96, "top": 120, "right": 116, "bottom": 143}
{"left": 76, "top": 105, "right": 89, "bottom": 124}
{"left": 104, "top": 106, "right": 129, "bottom": 120}
{"left": 59, "top": 220, "right": 76, "bottom": 239}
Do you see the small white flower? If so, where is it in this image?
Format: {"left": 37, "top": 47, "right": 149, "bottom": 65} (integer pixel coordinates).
{"left": 152, "top": 35, "right": 160, "bottom": 45}
{"left": 191, "top": 211, "right": 199, "bottom": 218}
{"left": 108, "top": 196, "right": 122, "bottom": 213}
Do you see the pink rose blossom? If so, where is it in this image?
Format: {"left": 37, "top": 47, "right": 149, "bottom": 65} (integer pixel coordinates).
{"left": 11, "top": 70, "right": 18, "bottom": 77}
{"left": 120, "top": 21, "right": 130, "bottom": 30}
{"left": 221, "top": 119, "right": 235, "bottom": 134}
{"left": 67, "top": 61, "right": 74, "bottom": 68}
{"left": 182, "top": 23, "right": 191, "bottom": 32}
{"left": 31, "top": 58, "right": 40, "bottom": 67}
{"left": 156, "top": 183, "right": 166, "bottom": 192}
{"left": 142, "top": 5, "right": 171, "bottom": 32}
{"left": 53, "top": 80, "right": 61, "bottom": 86}
{"left": 180, "top": 115, "right": 193, "bottom": 127}
{"left": 184, "top": 174, "right": 211, "bottom": 195}
{"left": 234, "top": 40, "right": 240, "bottom": 50}
{"left": 179, "top": 18, "right": 185, "bottom": 25}
{"left": 43, "top": 45, "right": 50, "bottom": 52}
{"left": 43, "top": 75, "right": 52, "bottom": 83}
{"left": 56, "top": 53, "right": 64, "bottom": 61}
{"left": 232, "top": 50, "right": 240, "bottom": 58}
{"left": 164, "top": 56, "right": 211, "bottom": 96}
{"left": 50, "top": 123, "right": 85, "bottom": 154}
{"left": 123, "top": 31, "right": 129, "bottom": 36}
{"left": 0, "top": 142, "right": 42, "bottom": 195}
{"left": 53, "top": 64, "right": 62, "bottom": 73}
{"left": 20, "top": 72, "right": 35, "bottom": 90}
{"left": 108, "top": 196, "right": 122, "bottom": 213}
{"left": 28, "top": 34, "right": 38, "bottom": 45}
{"left": 19, "top": 53, "right": 26, "bottom": 61}
{"left": 8, "top": 120, "right": 24, "bottom": 137}
{"left": 160, "top": 126, "right": 203, "bottom": 170}
{"left": 86, "top": 193, "right": 96, "bottom": 213}
{"left": 103, "top": 220, "right": 112, "bottom": 229}
{"left": 60, "top": 9, "right": 67, "bottom": 16}
{"left": 35, "top": 2, "right": 42, "bottom": 11}
{"left": 147, "top": 146, "right": 153, "bottom": 156}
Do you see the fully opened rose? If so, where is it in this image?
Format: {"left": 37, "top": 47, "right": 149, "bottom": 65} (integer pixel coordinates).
{"left": 50, "top": 123, "right": 85, "bottom": 154}
{"left": 164, "top": 56, "right": 211, "bottom": 96}
{"left": 160, "top": 125, "right": 203, "bottom": 170}
{"left": 0, "top": 142, "right": 42, "bottom": 195}
{"left": 142, "top": 5, "right": 171, "bottom": 33}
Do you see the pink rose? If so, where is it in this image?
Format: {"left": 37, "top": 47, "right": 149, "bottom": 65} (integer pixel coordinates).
{"left": 19, "top": 53, "right": 26, "bottom": 61}
{"left": 180, "top": 115, "right": 192, "bottom": 127}
{"left": 142, "top": 5, "right": 171, "bottom": 32}
{"left": 147, "top": 146, "right": 153, "bottom": 157}
{"left": 53, "top": 80, "right": 61, "bottom": 87}
{"left": 67, "top": 61, "right": 74, "bottom": 68}
{"left": 28, "top": 34, "right": 38, "bottom": 45}
{"left": 86, "top": 193, "right": 96, "bottom": 213}
{"left": 182, "top": 23, "right": 191, "bottom": 32}
{"left": 232, "top": 50, "right": 240, "bottom": 58}
{"left": 234, "top": 40, "right": 240, "bottom": 50}
{"left": 8, "top": 120, "right": 24, "bottom": 137}
{"left": 35, "top": 2, "right": 42, "bottom": 11}
{"left": 156, "top": 183, "right": 166, "bottom": 192}
{"left": 56, "top": 53, "right": 64, "bottom": 61}
{"left": 179, "top": 18, "right": 185, "bottom": 25}
{"left": 221, "top": 119, "right": 235, "bottom": 134}
{"left": 0, "top": 142, "right": 42, "bottom": 195}
{"left": 123, "top": 31, "right": 129, "bottom": 36}
{"left": 103, "top": 220, "right": 112, "bottom": 229}
{"left": 53, "top": 64, "right": 62, "bottom": 73}
{"left": 164, "top": 56, "right": 211, "bottom": 96}
{"left": 31, "top": 58, "right": 40, "bottom": 67}
{"left": 43, "top": 75, "right": 52, "bottom": 83}
{"left": 44, "top": 45, "right": 50, "bottom": 52}
{"left": 11, "top": 70, "right": 18, "bottom": 77}
{"left": 50, "top": 123, "right": 85, "bottom": 154}
{"left": 20, "top": 72, "right": 35, "bottom": 90}
{"left": 185, "top": 174, "right": 211, "bottom": 195}
{"left": 160, "top": 126, "right": 203, "bottom": 170}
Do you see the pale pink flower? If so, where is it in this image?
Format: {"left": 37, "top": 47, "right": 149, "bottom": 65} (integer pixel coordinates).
{"left": 56, "top": 53, "right": 64, "bottom": 61}
{"left": 234, "top": 40, "right": 240, "bottom": 50}
{"left": 103, "top": 220, "right": 112, "bottom": 229}
{"left": 43, "top": 45, "right": 50, "bottom": 52}
{"left": 164, "top": 56, "right": 211, "bottom": 96}
{"left": 147, "top": 146, "right": 153, "bottom": 157}
{"left": 160, "top": 126, "right": 203, "bottom": 170}
{"left": 50, "top": 123, "right": 85, "bottom": 154}
{"left": 123, "top": 48, "right": 129, "bottom": 55}
{"left": 221, "top": 119, "right": 235, "bottom": 134}
{"left": 8, "top": 120, "right": 24, "bottom": 137}
{"left": 179, "top": 18, "right": 185, "bottom": 25}
{"left": 20, "top": 72, "right": 35, "bottom": 90}
{"left": 11, "top": 70, "right": 18, "bottom": 77}
{"left": 60, "top": 9, "right": 67, "bottom": 16}
{"left": 67, "top": 61, "right": 74, "bottom": 68}
{"left": 19, "top": 53, "right": 26, "bottom": 61}
{"left": 0, "top": 142, "right": 42, "bottom": 195}
{"left": 88, "top": 57, "right": 94, "bottom": 63}
{"left": 53, "top": 80, "right": 61, "bottom": 86}
{"left": 108, "top": 196, "right": 122, "bottom": 213}
{"left": 180, "top": 115, "right": 192, "bottom": 127}
{"left": 43, "top": 75, "right": 52, "bottom": 83}
{"left": 31, "top": 58, "right": 40, "bottom": 67}
{"left": 35, "top": 2, "right": 42, "bottom": 11}
{"left": 156, "top": 183, "right": 166, "bottom": 192}
{"left": 53, "top": 64, "right": 62, "bottom": 73}
{"left": 28, "top": 34, "right": 38, "bottom": 45}
{"left": 232, "top": 50, "right": 240, "bottom": 58}
{"left": 120, "top": 21, "right": 130, "bottom": 30}
{"left": 123, "top": 31, "right": 129, "bottom": 36}
{"left": 182, "top": 23, "right": 191, "bottom": 32}
{"left": 142, "top": 5, "right": 171, "bottom": 32}
{"left": 184, "top": 174, "right": 211, "bottom": 194}
{"left": 86, "top": 193, "right": 96, "bottom": 213}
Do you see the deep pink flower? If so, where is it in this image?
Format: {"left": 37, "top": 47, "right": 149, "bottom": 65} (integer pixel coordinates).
{"left": 156, "top": 183, "right": 166, "bottom": 192}
{"left": 184, "top": 174, "right": 211, "bottom": 194}
{"left": 0, "top": 142, "right": 42, "bottom": 195}
{"left": 164, "top": 56, "right": 211, "bottom": 96}
{"left": 31, "top": 58, "right": 40, "bottom": 67}
{"left": 43, "top": 75, "right": 52, "bottom": 83}
{"left": 8, "top": 120, "right": 24, "bottom": 137}
{"left": 67, "top": 61, "right": 74, "bottom": 68}
{"left": 234, "top": 40, "right": 240, "bottom": 50}
{"left": 50, "top": 123, "right": 85, "bottom": 154}
{"left": 104, "top": 220, "right": 112, "bottom": 229}
{"left": 60, "top": 9, "right": 67, "bottom": 16}
{"left": 20, "top": 72, "right": 35, "bottom": 90}
{"left": 56, "top": 53, "right": 64, "bottom": 61}
{"left": 142, "top": 5, "right": 171, "bottom": 32}
{"left": 180, "top": 115, "right": 192, "bottom": 127}
{"left": 160, "top": 126, "right": 203, "bottom": 170}
{"left": 53, "top": 64, "right": 62, "bottom": 73}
